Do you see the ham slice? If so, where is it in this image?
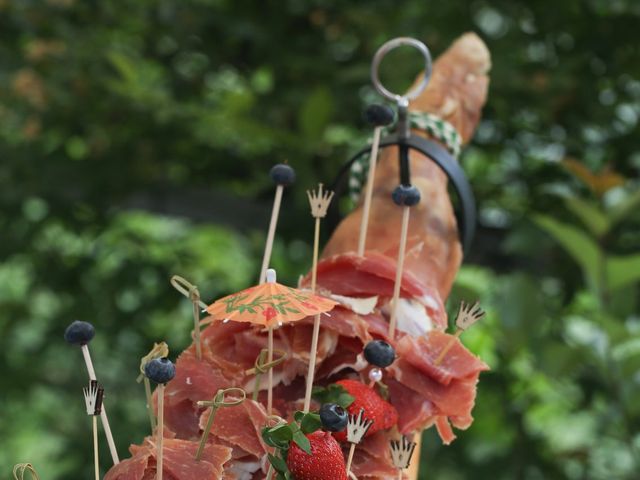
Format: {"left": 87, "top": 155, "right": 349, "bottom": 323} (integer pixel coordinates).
{"left": 396, "top": 331, "right": 489, "bottom": 386}
{"left": 104, "top": 438, "right": 232, "bottom": 480}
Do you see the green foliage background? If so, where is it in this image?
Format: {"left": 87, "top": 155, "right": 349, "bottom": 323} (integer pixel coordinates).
{"left": 1, "top": 0, "right": 639, "bottom": 479}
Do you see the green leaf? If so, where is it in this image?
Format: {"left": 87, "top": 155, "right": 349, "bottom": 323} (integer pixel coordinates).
{"left": 533, "top": 214, "right": 602, "bottom": 293}
{"left": 262, "top": 424, "right": 293, "bottom": 448}
{"left": 312, "top": 384, "right": 354, "bottom": 408}
{"left": 292, "top": 430, "right": 311, "bottom": 454}
{"left": 268, "top": 453, "right": 288, "bottom": 474}
{"left": 563, "top": 196, "right": 609, "bottom": 237}
{"left": 293, "top": 411, "right": 305, "bottom": 422}
{"left": 608, "top": 188, "right": 640, "bottom": 227}
{"left": 300, "top": 413, "right": 322, "bottom": 434}
{"left": 298, "top": 86, "right": 334, "bottom": 139}
{"left": 606, "top": 254, "right": 640, "bottom": 291}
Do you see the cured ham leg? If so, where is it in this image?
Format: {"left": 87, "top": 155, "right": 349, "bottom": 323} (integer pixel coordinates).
{"left": 104, "top": 32, "right": 491, "bottom": 480}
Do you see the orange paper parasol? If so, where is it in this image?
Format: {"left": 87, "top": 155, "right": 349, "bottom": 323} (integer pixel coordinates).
{"left": 205, "top": 269, "right": 337, "bottom": 414}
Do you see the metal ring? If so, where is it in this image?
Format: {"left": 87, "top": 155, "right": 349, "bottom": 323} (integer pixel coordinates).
{"left": 371, "top": 37, "right": 432, "bottom": 104}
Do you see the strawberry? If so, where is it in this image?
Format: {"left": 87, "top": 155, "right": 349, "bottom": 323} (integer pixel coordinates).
{"left": 332, "top": 379, "right": 398, "bottom": 442}
{"left": 286, "top": 430, "right": 347, "bottom": 480}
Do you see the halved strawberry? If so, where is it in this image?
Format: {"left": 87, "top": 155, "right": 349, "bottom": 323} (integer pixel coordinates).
{"left": 332, "top": 379, "right": 398, "bottom": 442}
{"left": 287, "top": 430, "right": 347, "bottom": 480}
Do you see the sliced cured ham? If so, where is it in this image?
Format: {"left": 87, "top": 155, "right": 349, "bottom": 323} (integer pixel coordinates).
{"left": 396, "top": 331, "right": 489, "bottom": 386}
{"left": 104, "top": 438, "right": 232, "bottom": 480}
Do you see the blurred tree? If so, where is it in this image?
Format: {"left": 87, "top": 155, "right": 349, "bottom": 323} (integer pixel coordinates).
{"left": 0, "top": 0, "right": 639, "bottom": 479}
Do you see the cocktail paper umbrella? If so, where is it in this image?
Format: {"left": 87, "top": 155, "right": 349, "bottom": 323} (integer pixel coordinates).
{"left": 357, "top": 104, "right": 395, "bottom": 257}
{"left": 303, "top": 183, "right": 334, "bottom": 412}
{"left": 387, "top": 185, "right": 421, "bottom": 337}
{"left": 345, "top": 408, "right": 374, "bottom": 477}
{"left": 83, "top": 380, "right": 105, "bottom": 480}
{"left": 205, "top": 268, "right": 337, "bottom": 414}
{"left": 434, "top": 301, "right": 485, "bottom": 365}
{"left": 144, "top": 357, "right": 176, "bottom": 480}
{"left": 12, "top": 464, "right": 40, "bottom": 480}
{"left": 390, "top": 435, "right": 418, "bottom": 480}
{"left": 194, "top": 387, "right": 246, "bottom": 461}
{"left": 64, "top": 320, "right": 120, "bottom": 465}
{"left": 137, "top": 342, "right": 169, "bottom": 433}
{"left": 258, "top": 163, "right": 296, "bottom": 285}
{"left": 170, "top": 275, "right": 207, "bottom": 359}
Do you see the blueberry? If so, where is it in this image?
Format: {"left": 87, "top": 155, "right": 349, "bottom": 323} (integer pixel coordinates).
{"left": 64, "top": 320, "right": 95, "bottom": 346}
{"left": 269, "top": 163, "right": 296, "bottom": 186}
{"left": 364, "top": 340, "right": 396, "bottom": 368}
{"left": 391, "top": 184, "right": 421, "bottom": 207}
{"left": 319, "top": 403, "right": 348, "bottom": 432}
{"left": 144, "top": 357, "right": 176, "bottom": 384}
{"left": 364, "top": 104, "right": 395, "bottom": 127}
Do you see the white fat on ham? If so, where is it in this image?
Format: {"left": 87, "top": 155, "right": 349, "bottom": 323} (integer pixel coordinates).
{"left": 328, "top": 353, "right": 368, "bottom": 377}
{"left": 328, "top": 294, "right": 378, "bottom": 315}
{"left": 381, "top": 298, "right": 433, "bottom": 337}
{"left": 223, "top": 459, "right": 261, "bottom": 480}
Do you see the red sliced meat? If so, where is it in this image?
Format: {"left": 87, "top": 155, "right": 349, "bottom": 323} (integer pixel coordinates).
{"left": 435, "top": 416, "right": 456, "bottom": 445}
{"left": 388, "top": 379, "right": 438, "bottom": 434}
{"left": 104, "top": 438, "right": 231, "bottom": 480}
{"left": 199, "top": 399, "right": 268, "bottom": 459}
{"left": 396, "top": 331, "right": 489, "bottom": 386}
{"left": 302, "top": 252, "right": 428, "bottom": 298}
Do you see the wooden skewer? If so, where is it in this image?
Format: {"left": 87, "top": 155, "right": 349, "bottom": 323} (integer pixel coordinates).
{"left": 195, "top": 388, "right": 246, "bottom": 461}
{"left": 388, "top": 205, "right": 411, "bottom": 338}
{"left": 357, "top": 126, "right": 383, "bottom": 257}
{"left": 303, "top": 184, "right": 334, "bottom": 412}
{"left": 434, "top": 301, "right": 485, "bottom": 366}
{"left": 259, "top": 185, "right": 284, "bottom": 285}
{"left": 144, "top": 377, "right": 156, "bottom": 433}
{"left": 93, "top": 415, "right": 100, "bottom": 480}
{"left": 345, "top": 442, "right": 357, "bottom": 476}
{"left": 267, "top": 326, "right": 274, "bottom": 415}
{"left": 81, "top": 344, "right": 120, "bottom": 465}
{"left": 156, "top": 384, "right": 165, "bottom": 480}
{"left": 170, "top": 276, "right": 205, "bottom": 359}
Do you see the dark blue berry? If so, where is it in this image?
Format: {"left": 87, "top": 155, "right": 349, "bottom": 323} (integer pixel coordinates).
{"left": 364, "top": 340, "right": 396, "bottom": 368}
{"left": 144, "top": 357, "right": 176, "bottom": 384}
{"left": 64, "top": 320, "right": 95, "bottom": 346}
{"left": 364, "top": 104, "right": 395, "bottom": 127}
{"left": 392, "top": 184, "right": 421, "bottom": 207}
{"left": 319, "top": 403, "right": 348, "bottom": 432}
{"left": 269, "top": 164, "right": 296, "bottom": 186}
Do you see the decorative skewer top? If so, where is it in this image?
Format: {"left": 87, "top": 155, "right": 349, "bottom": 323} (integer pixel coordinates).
{"left": 307, "top": 183, "right": 335, "bottom": 219}
{"left": 83, "top": 380, "right": 105, "bottom": 416}
{"left": 138, "top": 342, "right": 169, "bottom": 383}
{"left": 265, "top": 268, "right": 277, "bottom": 284}
{"left": 364, "top": 104, "right": 395, "bottom": 127}
{"left": 144, "top": 357, "right": 176, "bottom": 385}
{"left": 64, "top": 320, "right": 95, "bottom": 346}
{"left": 390, "top": 436, "right": 417, "bottom": 470}
{"left": 346, "top": 408, "right": 374, "bottom": 444}
{"left": 455, "top": 300, "right": 485, "bottom": 331}
{"left": 270, "top": 163, "right": 296, "bottom": 186}
{"left": 13, "top": 463, "right": 40, "bottom": 480}
{"left": 392, "top": 184, "right": 421, "bottom": 206}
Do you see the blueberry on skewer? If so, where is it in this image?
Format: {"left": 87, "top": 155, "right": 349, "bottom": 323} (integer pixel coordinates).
{"left": 364, "top": 340, "right": 396, "bottom": 368}
{"left": 64, "top": 320, "right": 95, "bottom": 345}
{"left": 320, "top": 403, "right": 348, "bottom": 432}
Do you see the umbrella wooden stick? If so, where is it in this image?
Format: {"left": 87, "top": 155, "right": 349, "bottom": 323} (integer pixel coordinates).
{"left": 303, "top": 184, "right": 334, "bottom": 412}
{"left": 81, "top": 345, "right": 120, "bottom": 465}
{"left": 267, "top": 326, "right": 274, "bottom": 415}
{"left": 388, "top": 205, "right": 411, "bottom": 338}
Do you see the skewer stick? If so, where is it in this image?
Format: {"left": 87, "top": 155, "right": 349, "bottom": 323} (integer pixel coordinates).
{"left": 259, "top": 185, "right": 284, "bottom": 285}
{"left": 81, "top": 344, "right": 120, "bottom": 465}
{"left": 170, "top": 276, "right": 206, "bottom": 359}
{"left": 195, "top": 388, "right": 246, "bottom": 460}
{"left": 434, "top": 301, "right": 485, "bottom": 366}
{"left": 388, "top": 205, "right": 411, "bottom": 338}
{"left": 144, "top": 377, "right": 156, "bottom": 432}
{"left": 138, "top": 342, "right": 169, "bottom": 433}
{"left": 357, "top": 127, "right": 382, "bottom": 256}
{"left": 93, "top": 416, "right": 99, "bottom": 480}
{"left": 83, "top": 380, "right": 104, "bottom": 480}
{"left": 303, "top": 184, "right": 334, "bottom": 412}
{"left": 157, "top": 384, "right": 165, "bottom": 480}
{"left": 407, "top": 434, "right": 421, "bottom": 480}
{"left": 267, "top": 326, "right": 274, "bottom": 415}
{"left": 345, "top": 408, "right": 374, "bottom": 477}
{"left": 345, "top": 442, "right": 357, "bottom": 474}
